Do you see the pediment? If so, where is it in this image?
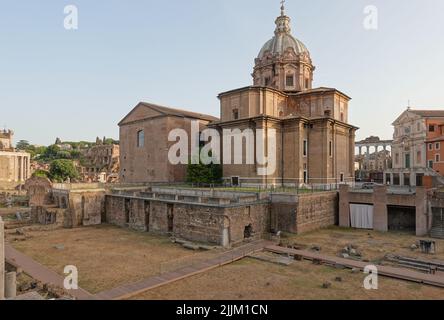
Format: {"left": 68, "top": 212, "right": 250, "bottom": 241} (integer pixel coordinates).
{"left": 118, "top": 103, "right": 164, "bottom": 126}
{"left": 392, "top": 110, "right": 421, "bottom": 126}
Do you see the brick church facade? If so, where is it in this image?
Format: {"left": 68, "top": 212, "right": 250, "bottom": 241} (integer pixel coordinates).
{"left": 119, "top": 3, "right": 358, "bottom": 187}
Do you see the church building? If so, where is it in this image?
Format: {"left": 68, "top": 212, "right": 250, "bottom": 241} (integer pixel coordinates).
{"left": 119, "top": 3, "right": 358, "bottom": 187}
{"left": 210, "top": 3, "right": 358, "bottom": 186}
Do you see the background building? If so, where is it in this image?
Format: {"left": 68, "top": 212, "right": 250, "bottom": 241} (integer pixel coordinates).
{"left": 118, "top": 3, "right": 357, "bottom": 187}
{"left": 385, "top": 109, "right": 444, "bottom": 186}
{"left": 0, "top": 130, "right": 31, "bottom": 185}
{"left": 355, "top": 136, "right": 392, "bottom": 182}
{"left": 119, "top": 103, "right": 217, "bottom": 184}
{"left": 80, "top": 138, "right": 120, "bottom": 183}
{"left": 210, "top": 4, "right": 357, "bottom": 186}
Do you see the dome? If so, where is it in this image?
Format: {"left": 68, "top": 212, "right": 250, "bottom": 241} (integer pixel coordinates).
{"left": 257, "top": 4, "right": 310, "bottom": 60}
{"left": 258, "top": 33, "right": 309, "bottom": 59}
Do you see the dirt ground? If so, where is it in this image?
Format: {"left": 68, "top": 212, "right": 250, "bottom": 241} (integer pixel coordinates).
{"left": 7, "top": 224, "right": 220, "bottom": 294}
{"left": 280, "top": 226, "right": 444, "bottom": 262}
{"left": 7, "top": 224, "right": 444, "bottom": 300}
{"left": 132, "top": 257, "right": 444, "bottom": 300}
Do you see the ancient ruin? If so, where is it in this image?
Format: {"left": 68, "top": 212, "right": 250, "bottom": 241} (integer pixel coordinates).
{"left": 0, "top": 129, "right": 31, "bottom": 187}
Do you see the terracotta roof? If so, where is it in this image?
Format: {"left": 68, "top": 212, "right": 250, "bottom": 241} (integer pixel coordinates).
{"left": 409, "top": 110, "right": 444, "bottom": 118}
{"left": 140, "top": 102, "right": 219, "bottom": 122}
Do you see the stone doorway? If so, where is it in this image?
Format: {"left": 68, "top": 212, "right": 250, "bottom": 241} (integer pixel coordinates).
{"left": 387, "top": 206, "right": 416, "bottom": 233}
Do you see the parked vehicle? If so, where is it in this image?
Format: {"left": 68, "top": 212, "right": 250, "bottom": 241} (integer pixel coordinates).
{"left": 362, "top": 182, "right": 381, "bottom": 190}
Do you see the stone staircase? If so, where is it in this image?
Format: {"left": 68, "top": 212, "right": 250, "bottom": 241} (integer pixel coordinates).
{"left": 425, "top": 167, "right": 444, "bottom": 186}
{"left": 431, "top": 210, "right": 444, "bottom": 239}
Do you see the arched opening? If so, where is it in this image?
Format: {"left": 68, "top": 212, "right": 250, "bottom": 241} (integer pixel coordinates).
{"left": 137, "top": 130, "right": 145, "bottom": 148}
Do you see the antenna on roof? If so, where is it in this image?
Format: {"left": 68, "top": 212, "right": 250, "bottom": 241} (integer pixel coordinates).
{"left": 407, "top": 99, "right": 411, "bottom": 110}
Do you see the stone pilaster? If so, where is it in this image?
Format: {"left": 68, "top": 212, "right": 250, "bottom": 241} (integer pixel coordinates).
{"left": 415, "top": 187, "right": 428, "bottom": 236}
{"left": 339, "top": 184, "right": 350, "bottom": 227}
{"left": 373, "top": 186, "right": 388, "bottom": 232}
{"left": 0, "top": 217, "right": 5, "bottom": 300}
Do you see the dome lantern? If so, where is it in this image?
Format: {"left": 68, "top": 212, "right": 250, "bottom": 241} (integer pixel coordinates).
{"left": 253, "top": 1, "right": 315, "bottom": 92}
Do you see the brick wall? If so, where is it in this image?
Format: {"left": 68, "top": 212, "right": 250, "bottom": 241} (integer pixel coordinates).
{"left": 295, "top": 192, "right": 338, "bottom": 233}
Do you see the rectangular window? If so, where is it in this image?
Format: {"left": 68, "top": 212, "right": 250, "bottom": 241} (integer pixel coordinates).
{"left": 303, "top": 140, "right": 308, "bottom": 157}
{"left": 303, "top": 171, "right": 308, "bottom": 184}
{"left": 232, "top": 109, "right": 239, "bottom": 120}
{"left": 264, "top": 77, "right": 270, "bottom": 86}
{"left": 395, "top": 153, "right": 399, "bottom": 165}
{"left": 436, "top": 154, "right": 440, "bottom": 163}
{"left": 329, "top": 141, "right": 333, "bottom": 157}
{"left": 436, "top": 142, "right": 441, "bottom": 150}
{"left": 429, "top": 125, "right": 435, "bottom": 132}
{"left": 429, "top": 143, "right": 433, "bottom": 151}
{"left": 286, "top": 75, "right": 294, "bottom": 87}
{"left": 429, "top": 160, "right": 434, "bottom": 168}
{"left": 305, "top": 78, "right": 309, "bottom": 89}
{"left": 340, "top": 173, "right": 344, "bottom": 183}
{"left": 405, "top": 154, "right": 411, "bottom": 168}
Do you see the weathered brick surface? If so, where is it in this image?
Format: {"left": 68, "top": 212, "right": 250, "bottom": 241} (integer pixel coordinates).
{"left": 105, "top": 195, "right": 270, "bottom": 246}
{"left": 271, "top": 192, "right": 338, "bottom": 234}
{"left": 295, "top": 192, "right": 338, "bottom": 233}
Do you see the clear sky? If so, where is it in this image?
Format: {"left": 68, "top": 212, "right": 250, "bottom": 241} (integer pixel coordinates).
{"left": 1, "top": 0, "right": 444, "bottom": 146}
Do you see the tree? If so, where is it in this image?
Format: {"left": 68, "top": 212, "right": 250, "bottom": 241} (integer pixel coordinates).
{"left": 186, "top": 152, "right": 222, "bottom": 185}
{"left": 32, "top": 169, "right": 49, "bottom": 178}
{"left": 56, "top": 151, "right": 72, "bottom": 159}
{"left": 42, "top": 144, "right": 61, "bottom": 161}
{"left": 49, "top": 159, "right": 79, "bottom": 182}
{"left": 16, "top": 140, "right": 31, "bottom": 150}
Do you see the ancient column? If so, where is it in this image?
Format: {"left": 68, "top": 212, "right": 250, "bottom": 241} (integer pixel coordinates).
{"left": 5, "top": 272, "right": 16, "bottom": 299}
{"left": 20, "top": 156, "right": 24, "bottom": 181}
{"left": 0, "top": 217, "right": 5, "bottom": 300}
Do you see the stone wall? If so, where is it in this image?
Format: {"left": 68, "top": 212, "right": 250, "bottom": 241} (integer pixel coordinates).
{"left": 271, "top": 192, "right": 338, "bottom": 234}
{"left": 225, "top": 203, "right": 270, "bottom": 244}
{"left": 339, "top": 185, "right": 429, "bottom": 236}
{"left": 173, "top": 204, "right": 226, "bottom": 244}
{"left": 30, "top": 206, "right": 65, "bottom": 227}
{"left": 24, "top": 177, "right": 53, "bottom": 206}
{"left": 105, "top": 194, "right": 270, "bottom": 247}
{"left": 295, "top": 192, "right": 338, "bottom": 233}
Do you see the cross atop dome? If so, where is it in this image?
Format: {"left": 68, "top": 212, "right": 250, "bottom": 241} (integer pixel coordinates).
{"left": 281, "top": 0, "right": 286, "bottom": 16}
